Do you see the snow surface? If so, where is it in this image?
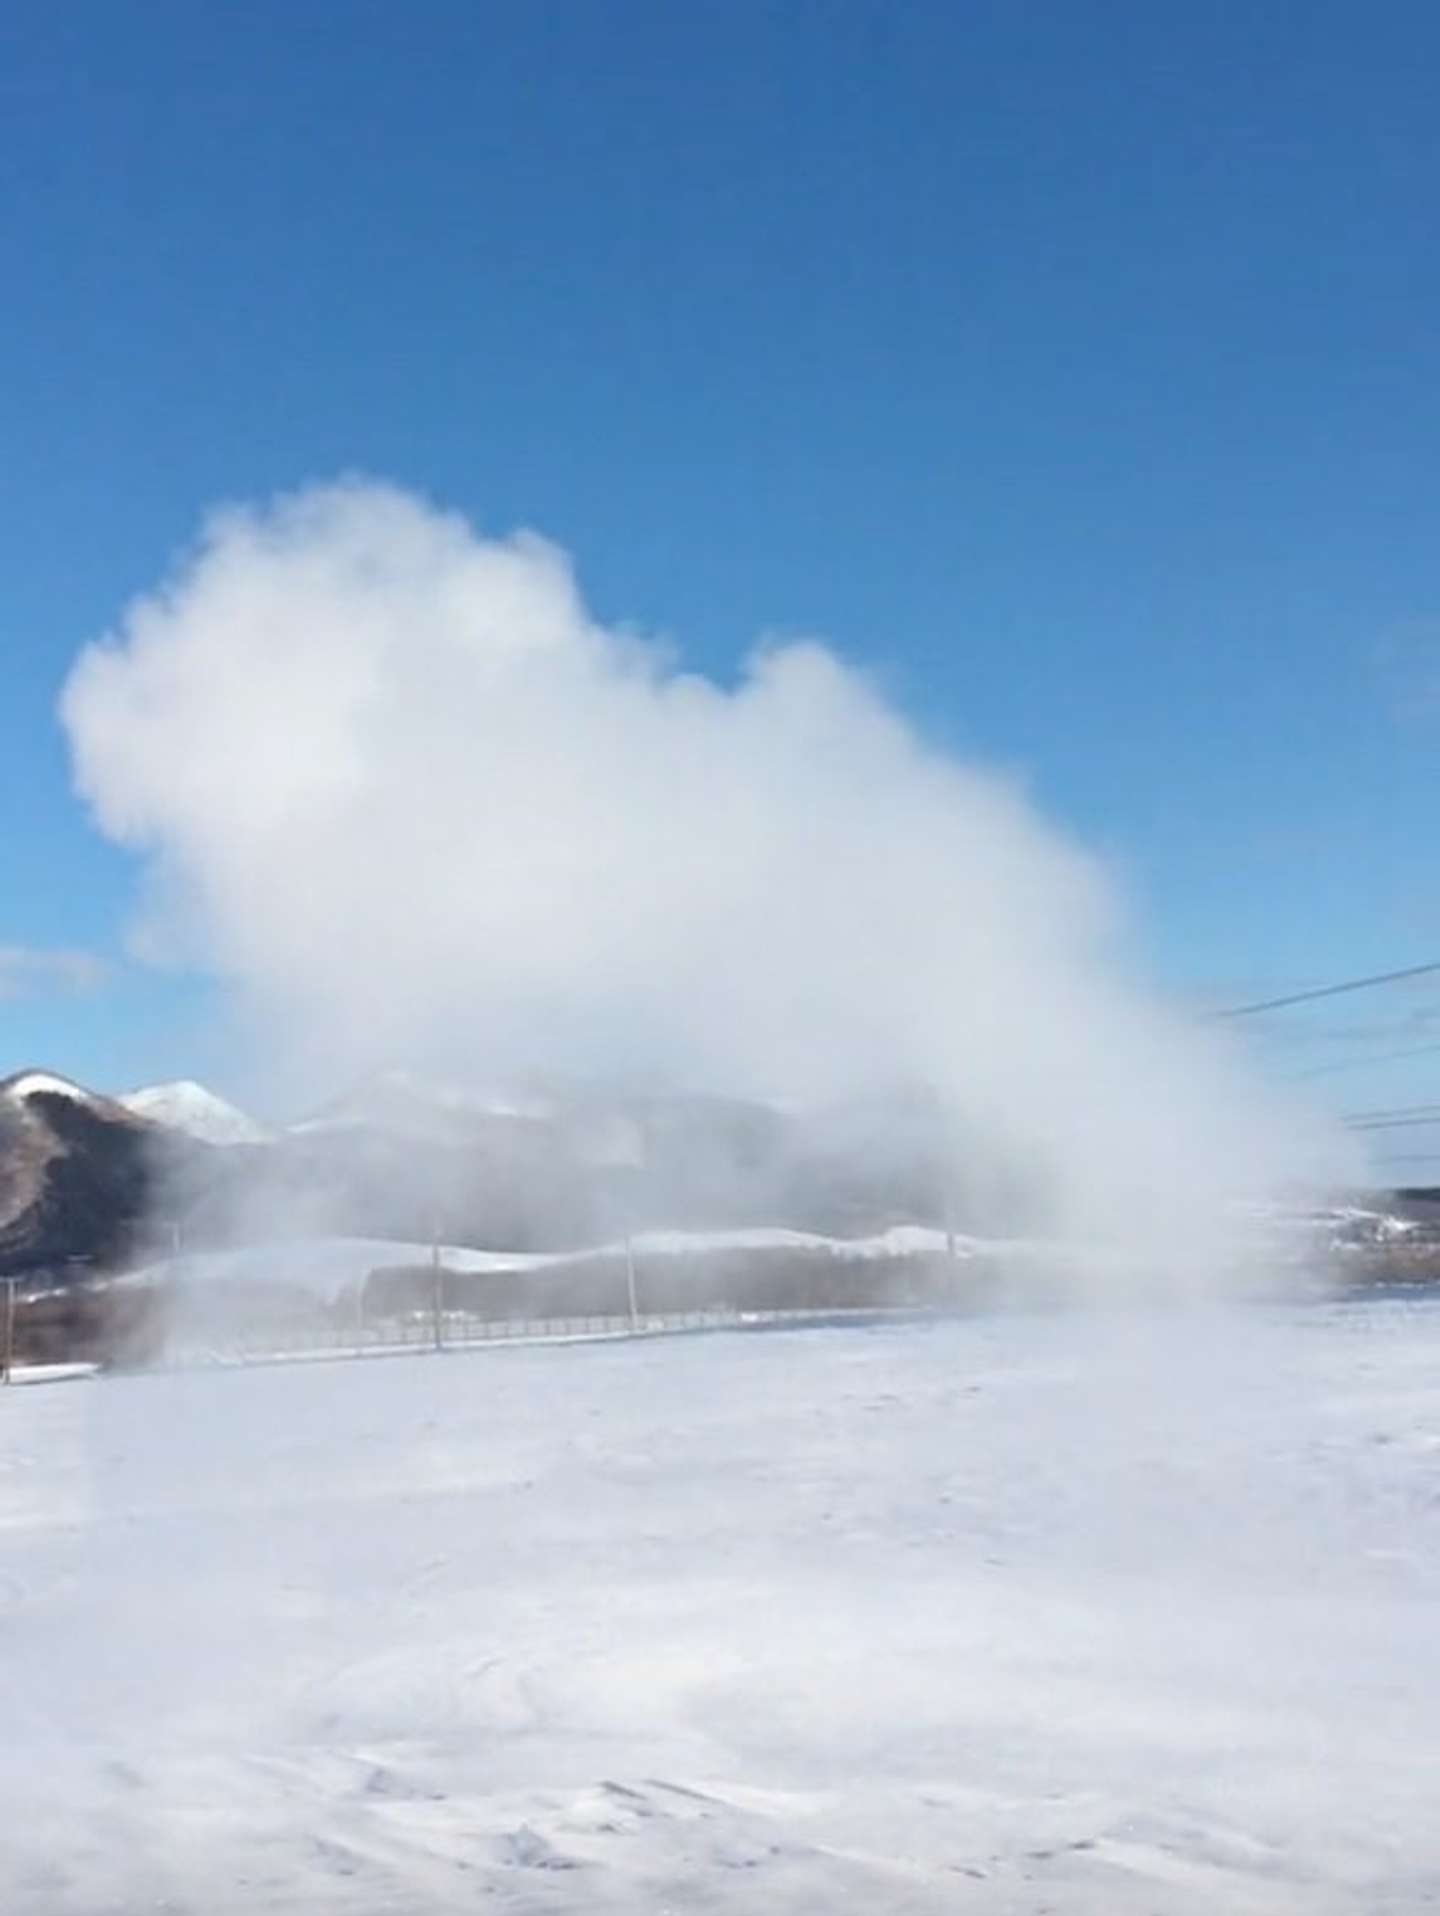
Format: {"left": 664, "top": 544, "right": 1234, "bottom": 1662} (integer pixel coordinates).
{"left": 4, "top": 1302, "right": 1440, "bottom": 1911}
{"left": 0, "top": 1362, "right": 99, "bottom": 1386}
{"left": 121, "top": 1080, "right": 271, "bottom": 1146}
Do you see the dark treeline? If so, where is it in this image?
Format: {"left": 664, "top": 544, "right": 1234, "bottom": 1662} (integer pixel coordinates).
{"left": 5, "top": 1280, "right": 168, "bottom": 1370}
{"left": 363, "top": 1246, "right": 1000, "bottom": 1322}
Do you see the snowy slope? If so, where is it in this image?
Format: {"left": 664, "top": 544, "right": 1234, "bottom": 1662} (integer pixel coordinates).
{"left": 121, "top": 1080, "right": 270, "bottom": 1145}
{"left": 4, "top": 1304, "right": 1440, "bottom": 1911}
{"left": 128, "top": 1224, "right": 993, "bottom": 1302}
{"left": 290, "top": 1067, "right": 555, "bottom": 1137}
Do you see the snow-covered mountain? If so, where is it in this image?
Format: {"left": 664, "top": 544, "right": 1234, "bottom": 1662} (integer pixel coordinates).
{"left": 0, "top": 1067, "right": 200, "bottom": 1280}
{"left": 291, "top": 1068, "right": 554, "bottom": 1142}
{"left": 122, "top": 1080, "right": 271, "bottom": 1146}
{"left": 5, "top": 1060, "right": 1438, "bottom": 1293}
{"left": 2, "top": 1068, "right": 130, "bottom": 1119}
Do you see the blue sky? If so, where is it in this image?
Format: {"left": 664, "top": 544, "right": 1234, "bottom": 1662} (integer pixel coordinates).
{"left": 3, "top": 0, "right": 1439, "bottom": 1131}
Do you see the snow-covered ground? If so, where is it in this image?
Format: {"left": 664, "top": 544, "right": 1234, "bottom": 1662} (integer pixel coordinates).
{"left": 3, "top": 1302, "right": 1440, "bottom": 1912}
{"left": 1, "top": 1362, "right": 100, "bottom": 1387}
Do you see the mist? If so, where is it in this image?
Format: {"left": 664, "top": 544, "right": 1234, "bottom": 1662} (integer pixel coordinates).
{"left": 16, "top": 488, "right": 1426, "bottom": 1916}
{"left": 61, "top": 479, "right": 1355, "bottom": 1282}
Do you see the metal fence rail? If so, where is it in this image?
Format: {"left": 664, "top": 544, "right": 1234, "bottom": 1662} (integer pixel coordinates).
{"left": 157, "top": 1303, "right": 924, "bottom": 1371}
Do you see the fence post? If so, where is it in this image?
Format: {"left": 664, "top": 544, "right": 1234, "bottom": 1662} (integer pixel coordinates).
{"left": 2, "top": 1278, "right": 14, "bottom": 1382}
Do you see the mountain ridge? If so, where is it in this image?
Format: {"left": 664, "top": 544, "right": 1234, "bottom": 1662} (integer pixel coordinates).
{"left": 122, "top": 1079, "right": 272, "bottom": 1146}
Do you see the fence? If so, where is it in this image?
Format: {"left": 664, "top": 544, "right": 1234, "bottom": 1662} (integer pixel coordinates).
{"left": 155, "top": 1301, "right": 936, "bottom": 1371}
{"left": 0, "top": 1240, "right": 999, "bottom": 1375}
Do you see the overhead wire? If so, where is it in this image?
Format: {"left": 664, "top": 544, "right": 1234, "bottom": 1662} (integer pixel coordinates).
{"left": 1286, "top": 1039, "right": 1440, "bottom": 1083}
{"left": 1208, "top": 966, "right": 1440, "bottom": 1106}
{"left": 1208, "top": 958, "right": 1440, "bottom": 1021}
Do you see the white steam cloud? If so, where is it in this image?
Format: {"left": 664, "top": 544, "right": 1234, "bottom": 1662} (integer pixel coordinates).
{"left": 61, "top": 479, "right": 1353, "bottom": 1276}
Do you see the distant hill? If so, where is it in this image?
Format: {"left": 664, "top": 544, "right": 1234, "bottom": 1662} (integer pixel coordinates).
{"left": 0, "top": 1070, "right": 209, "bottom": 1279}
{"left": 7, "top": 1062, "right": 1426, "bottom": 1293}
{"left": 0, "top": 1064, "right": 969, "bottom": 1282}
{"left": 122, "top": 1080, "right": 272, "bottom": 1146}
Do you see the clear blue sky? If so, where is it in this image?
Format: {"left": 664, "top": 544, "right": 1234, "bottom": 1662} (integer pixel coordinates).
{"left": 3, "top": 0, "right": 1439, "bottom": 1132}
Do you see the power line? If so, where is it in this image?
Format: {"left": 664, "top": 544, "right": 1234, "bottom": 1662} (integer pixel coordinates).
{"left": 1346, "top": 1114, "right": 1440, "bottom": 1132}
{"left": 1287, "top": 1039, "right": 1440, "bottom": 1082}
{"left": 1210, "top": 959, "right": 1440, "bottom": 1021}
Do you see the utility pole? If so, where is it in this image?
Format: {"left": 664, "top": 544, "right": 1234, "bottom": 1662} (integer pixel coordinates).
{"left": 624, "top": 1234, "right": 640, "bottom": 1332}
{"left": 430, "top": 1215, "right": 445, "bottom": 1352}
{"left": 2, "top": 1278, "right": 16, "bottom": 1383}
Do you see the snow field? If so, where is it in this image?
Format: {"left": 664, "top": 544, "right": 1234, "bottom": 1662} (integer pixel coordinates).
{"left": 2, "top": 1303, "right": 1439, "bottom": 1912}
